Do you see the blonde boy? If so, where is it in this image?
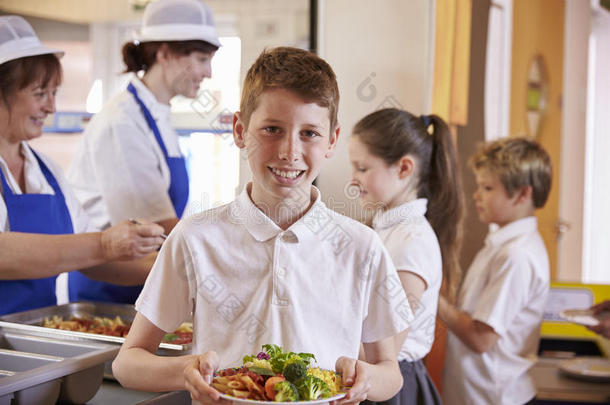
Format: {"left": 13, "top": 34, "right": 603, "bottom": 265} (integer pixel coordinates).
{"left": 113, "top": 47, "right": 412, "bottom": 404}
{"left": 439, "top": 137, "right": 552, "bottom": 405}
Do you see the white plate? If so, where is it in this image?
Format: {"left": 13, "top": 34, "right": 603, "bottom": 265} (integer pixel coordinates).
{"left": 560, "top": 358, "right": 610, "bottom": 381}
{"left": 559, "top": 309, "right": 601, "bottom": 326}
{"left": 218, "top": 392, "right": 347, "bottom": 404}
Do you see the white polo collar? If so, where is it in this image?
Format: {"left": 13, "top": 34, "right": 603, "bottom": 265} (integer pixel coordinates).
{"left": 485, "top": 216, "right": 538, "bottom": 247}
{"left": 233, "top": 183, "right": 325, "bottom": 243}
{"left": 372, "top": 198, "right": 428, "bottom": 231}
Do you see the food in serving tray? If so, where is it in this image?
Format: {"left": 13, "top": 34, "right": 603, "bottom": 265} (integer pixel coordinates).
{"left": 42, "top": 315, "right": 193, "bottom": 344}
{"left": 212, "top": 344, "right": 343, "bottom": 402}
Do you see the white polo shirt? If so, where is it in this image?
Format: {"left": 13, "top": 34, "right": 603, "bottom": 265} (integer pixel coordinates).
{"left": 68, "top": 77, "right": 182, "bottom": 230}
{"left": 136, "top": 184, "right": 413, "bottom": 370}
{"left": 372, "top": 199, "right": 442, "bottom": 362}
{"left": 442, "top": 217, "right": 549, "bottom": 405}
{"left": 0, "top": 142, "right": 93, "bottom": 234}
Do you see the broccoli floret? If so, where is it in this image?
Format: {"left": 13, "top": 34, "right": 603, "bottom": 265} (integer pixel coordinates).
{"left": 274, "top": 381, "right": 300, "bottom": 402}
{"left": 282, "top": 362, "right": 307, "bottom": 383}
{"left": 268, "top": 353, "right": 286, "bottom": 374}
{"left": 296, "top": 375, "right": 331, "bottom": 400}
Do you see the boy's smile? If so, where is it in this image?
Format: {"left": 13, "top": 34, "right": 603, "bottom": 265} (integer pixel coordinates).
{"left": 233, "top": 88, "right": 339, "bottom": 214}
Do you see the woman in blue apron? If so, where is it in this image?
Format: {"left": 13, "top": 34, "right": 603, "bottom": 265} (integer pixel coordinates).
{"left": 67, "top": 0, "right": 220, "bottom": 304}
{"left": 0, "top": 15, "right": 165, "bottom": 316}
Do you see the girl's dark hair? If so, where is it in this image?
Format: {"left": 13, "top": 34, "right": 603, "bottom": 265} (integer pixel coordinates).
{"left": 122, "top": 40, "right": 219, "bottom": 73}
{"left": 0, "top": 53, "right": 62, "bottom": 110}
{"left": 353, "top": 108, "right": 465, "bottom": 300}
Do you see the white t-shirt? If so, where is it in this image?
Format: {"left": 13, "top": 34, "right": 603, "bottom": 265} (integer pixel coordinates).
{"left": 443, "top": 217, "right": 549, "bottom": 405}
{"left": 136, "top": 184, "right": 413, "bottom": 370}
{"left": 68, "top": 77, "right": 182, "bottom": 230}
{"left": 0, "top": 142, "right": 93, "bottom": 234}
{"left": 372, "top": 199, "right": 442, "bottom": 362}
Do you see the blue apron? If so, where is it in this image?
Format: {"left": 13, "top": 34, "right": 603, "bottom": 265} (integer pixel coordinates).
{"left": 0, "top": 149, "right": 74, "bottom": 316}
{"left": 67, "top": 82, "right": 189, "bottom": 304}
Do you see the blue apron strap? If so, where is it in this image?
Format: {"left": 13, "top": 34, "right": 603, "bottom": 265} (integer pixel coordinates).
{"left": 125, "top": 81, "right": 189, "bottom": 218}
{"left": 126, "top": 82, "right": 170, "bottom": 157}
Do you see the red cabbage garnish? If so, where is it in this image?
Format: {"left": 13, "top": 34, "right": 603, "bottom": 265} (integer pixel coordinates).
{"left": 256, "top": 351, "right": 270, "bottom": 360}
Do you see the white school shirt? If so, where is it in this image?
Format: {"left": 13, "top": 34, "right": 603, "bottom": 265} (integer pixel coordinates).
{"left": 136, "top": 184, "right": 413, "bottom": 370}
{"left": 0, "top": 142, "right": 93, "bottom": 234}
{"left": 372, "top": 199, "right": 442, "bottom": 362}
{"left": 442, "top": 217, "right": 549, "bottom": 405}
{"left": 68, "top": 77, "right": 182, "bottom": 230}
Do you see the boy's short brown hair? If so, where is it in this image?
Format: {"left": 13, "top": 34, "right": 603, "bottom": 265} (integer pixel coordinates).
{"left": 470, "top": 137, "right": 552, "bottom": 208}
{"left": 239, "top": 47, "right": 339, "bottom": 132}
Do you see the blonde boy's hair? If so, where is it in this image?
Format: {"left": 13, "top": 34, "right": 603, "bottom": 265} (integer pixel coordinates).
{"left": 470, "top": 137, "right": 552, "bottom": 208}
{"left": 239, "top": 47, "right": 339, "bottom": 132}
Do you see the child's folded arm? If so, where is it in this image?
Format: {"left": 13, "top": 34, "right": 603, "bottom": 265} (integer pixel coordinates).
{"left": 438, "top": 295, "right": 500, "bottom": 354}
{"left": 112, "top": 312, "right": 199, "bottom": 392}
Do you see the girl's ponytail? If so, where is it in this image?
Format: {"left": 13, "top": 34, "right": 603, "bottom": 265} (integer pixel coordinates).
{"left": 353, "top": 109, "right": 465, "bottom": 301}
{"left": 425, "top": 115, "right": 465, "bottom": 302}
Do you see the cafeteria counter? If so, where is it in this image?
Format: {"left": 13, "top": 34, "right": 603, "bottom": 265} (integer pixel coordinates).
{"left": 532, "top": 357, "right": 610, "bottom": 404}
{"left": 88, "top": 381, "right": 190, "bottom": 405}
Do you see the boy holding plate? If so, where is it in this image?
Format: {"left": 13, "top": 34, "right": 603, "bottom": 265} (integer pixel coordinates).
{"left": 113, "top": 47, "right": 413, "bottom": 404}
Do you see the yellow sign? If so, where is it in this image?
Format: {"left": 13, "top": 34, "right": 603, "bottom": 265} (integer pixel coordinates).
{"left": 541, "top": 282, "right": 610, "bottom": 356}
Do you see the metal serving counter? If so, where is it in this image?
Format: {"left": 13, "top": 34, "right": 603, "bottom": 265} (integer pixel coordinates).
{"left": 0, "top": 303, "right": 193, "bottom": 404}
{"left": 0, "top": 331, "right": 117, "bottom": 404}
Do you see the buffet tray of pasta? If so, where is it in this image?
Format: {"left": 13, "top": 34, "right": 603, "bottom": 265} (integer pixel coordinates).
{"left": 0, "top": 302, "right": 192, "bottom": 352}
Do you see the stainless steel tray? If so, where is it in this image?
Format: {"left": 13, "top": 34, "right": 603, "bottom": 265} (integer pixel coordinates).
{"left": 0, "top": 302, "right": 191, "bottom": 351}
{"left": 0, "top": 331, "right": 117, "bottom": 404}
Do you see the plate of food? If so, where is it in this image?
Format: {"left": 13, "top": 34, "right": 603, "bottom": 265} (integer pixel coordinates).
{"left": 559, "top": 357, "right": 610, "bottom": 382}
{"left": 558, "top": 308, "right": 610, "bottom": 327}
{"left": 212, "top": 344, "right": 346, "bottom": 404}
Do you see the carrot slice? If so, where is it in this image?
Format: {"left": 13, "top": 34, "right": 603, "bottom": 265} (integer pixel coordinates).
{"left": 264, "top": 376, "right": 286, "bottom": 400}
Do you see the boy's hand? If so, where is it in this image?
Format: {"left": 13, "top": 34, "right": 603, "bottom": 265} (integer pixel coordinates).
{"left": 183, "top": 351, "right": 230, "bottom": 405}
{"left": 334, "top": 356, "right": 371, "bottom": 405}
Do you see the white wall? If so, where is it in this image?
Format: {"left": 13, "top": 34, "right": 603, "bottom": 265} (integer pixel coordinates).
{"left": 558, "top": 0, "right": 589, "bottom": 281}
{"left": 316, "top": 0, "right": 434, "bottom": 219}
{"left": 583, "top": 4, "right": 610, "bottom": 283}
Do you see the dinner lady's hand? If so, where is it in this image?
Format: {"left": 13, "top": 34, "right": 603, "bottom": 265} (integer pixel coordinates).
{"left": 101, "top": 220, "right": 164, "bottom": 260}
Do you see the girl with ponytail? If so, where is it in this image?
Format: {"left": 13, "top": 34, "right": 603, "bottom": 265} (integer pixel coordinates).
{"left": 349, "top": 108, "right": 465, "bottom": 405}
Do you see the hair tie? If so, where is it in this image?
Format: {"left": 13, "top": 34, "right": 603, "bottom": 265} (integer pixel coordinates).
{"left": 133, "top": 39, "right": 141, "bottom": 46}
{"left": 420, "top": 115, "right": 433, "bottom": 128}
